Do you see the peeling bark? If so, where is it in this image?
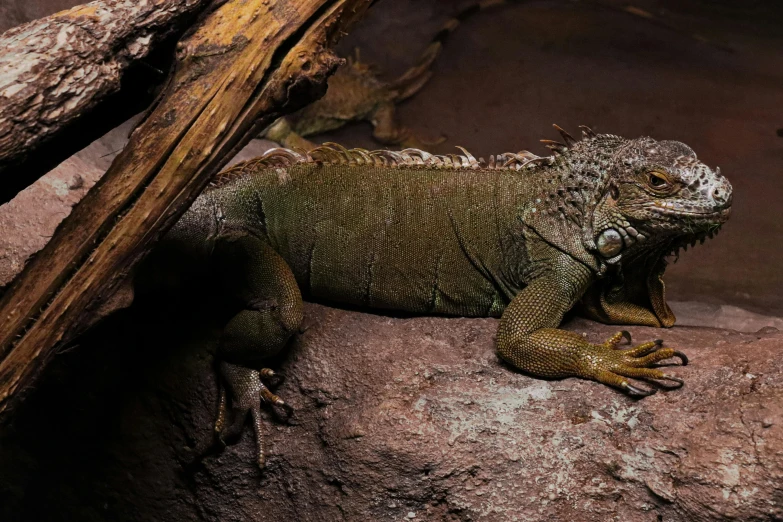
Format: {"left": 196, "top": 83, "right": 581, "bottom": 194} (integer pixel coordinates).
{"left": 0, "top": 0, "right": 212, "bottom": 204}
{"left": 0, "top": 0, "right": 371, "bottom": 416}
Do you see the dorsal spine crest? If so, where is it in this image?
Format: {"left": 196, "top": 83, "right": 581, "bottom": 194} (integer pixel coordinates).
{"left": 210, "top": 124, "right": 603, "bottom": 189}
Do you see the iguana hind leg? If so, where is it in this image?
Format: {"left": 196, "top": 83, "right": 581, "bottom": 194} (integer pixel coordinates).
{"left": 217, "top": 362, "right": 291, "bottom": 468}
{"left": 213, "top": 235, "right": 303, "bottom": 469}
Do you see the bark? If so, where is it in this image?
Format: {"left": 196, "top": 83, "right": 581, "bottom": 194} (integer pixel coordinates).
{"left": 0, "top": 0, "right": 371, "bottom": 416}
{"left": 0, "top": 0, "right": 213, "bottom": 204}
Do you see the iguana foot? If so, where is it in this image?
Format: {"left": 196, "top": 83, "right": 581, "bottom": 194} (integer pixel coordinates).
{"left": 578, "top": 332, "right": 688, "bottom": 396}
{"left": 215, "top": 362, "right": 292, "bottom": 469}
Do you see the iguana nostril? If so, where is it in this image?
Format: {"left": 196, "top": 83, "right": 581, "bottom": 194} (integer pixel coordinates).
{"left": 710, "top": 181, "right": 733, "bottom": 211}
{"left": 712, "top": 187, "right": 728, "bottom": 205}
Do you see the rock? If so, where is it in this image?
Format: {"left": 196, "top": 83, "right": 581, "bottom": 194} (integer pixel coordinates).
{"left": 1, "top": 302, "right": 780, "bottom": 521}
{"left": 0, "top": 152, "right": 104, "bottom": 287}
{"left": 670, "top": 301, "right": 783, "bottom": 333}
{"left": 0, "top": 116, "right": 138, "bottom": 287}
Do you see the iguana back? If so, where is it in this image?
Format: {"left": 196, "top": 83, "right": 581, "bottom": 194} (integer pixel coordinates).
{"left": 194, "top": 151, "right": 537, "bottom": 316}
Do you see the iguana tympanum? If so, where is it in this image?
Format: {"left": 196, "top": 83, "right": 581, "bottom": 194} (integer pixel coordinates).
{"left": 140, "top": 125, "right": 732, "bottom": 468}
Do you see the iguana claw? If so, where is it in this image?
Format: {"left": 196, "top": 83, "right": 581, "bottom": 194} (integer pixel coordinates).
{"left": 625, "top": 382, "right": 657, "bottom": 396}
{"left": 658, "top": 374, "right": 685, "bottom": 388}
{"left": 216, "top": 362, "right": 292, "bottom": 469}
{"left": 260, "top": 368, "right": 287, "bottom": 386}
{"left": 579, "top": 332, "right": 689, "bottom": 397}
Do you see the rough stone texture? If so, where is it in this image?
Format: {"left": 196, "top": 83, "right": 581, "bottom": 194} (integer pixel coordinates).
{"left": 670, "top": 301, "right": 783, "bottom": 333}
{"left": 1, "top": 302, "right": 781, "bottom": 521}
{"left": 0, "top": 117, "right": 135, "bottom": 287}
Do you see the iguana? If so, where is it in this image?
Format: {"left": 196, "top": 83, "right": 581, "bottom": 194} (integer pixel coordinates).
{"left": 139, "top": 125, "right": 731, "bottom": 469}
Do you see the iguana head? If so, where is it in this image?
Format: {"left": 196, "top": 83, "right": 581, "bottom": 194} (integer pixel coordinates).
{"left": 529, "top": 125, "right": 732, "bottom": 327}
{"left": 564, "top": 130, "right": 733, "bottom": 327}
{"left": 591, "top": 135, "right": 732, "bottom": 261}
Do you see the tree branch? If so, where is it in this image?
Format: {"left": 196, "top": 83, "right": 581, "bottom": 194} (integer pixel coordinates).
{"left": 0, "top": 0, "right": 213, "bottom": 204}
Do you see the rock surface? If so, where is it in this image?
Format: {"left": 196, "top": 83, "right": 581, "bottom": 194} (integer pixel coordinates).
{"left": 1, "top": 302, "right": 781, "bottom": 521}
{"left": 0, "top": 118, "right": 132, "bottom": 287}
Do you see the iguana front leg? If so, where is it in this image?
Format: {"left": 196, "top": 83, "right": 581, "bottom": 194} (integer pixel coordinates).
{"left": 497, "top": 255, "right": 686, "bottom": 396}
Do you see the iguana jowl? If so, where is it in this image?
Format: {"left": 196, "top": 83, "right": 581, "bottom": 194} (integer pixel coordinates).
{"left": 143, "top": 125, "right": 732, "bottom": 468}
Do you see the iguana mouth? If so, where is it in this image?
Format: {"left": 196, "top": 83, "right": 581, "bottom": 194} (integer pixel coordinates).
{"left": 650, "top": 205, "right": 731, "bottom": 220}
{"left": 674, "top": 209, "right": 729, "bottom": 217}
{"left": 645, "top": 202, "right": 732, "bottom": 239}
{"left": 663, "top": 223, "right": 725, "bottom": 261}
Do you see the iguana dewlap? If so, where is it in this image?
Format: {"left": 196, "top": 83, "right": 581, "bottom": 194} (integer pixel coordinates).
{"left": 143, "top": 125, "right": 732, "bottom": 469}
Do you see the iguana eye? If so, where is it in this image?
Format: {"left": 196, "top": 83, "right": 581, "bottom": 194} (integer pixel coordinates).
{"left": 647, "top": 171, "right": 671, "bottom": 190}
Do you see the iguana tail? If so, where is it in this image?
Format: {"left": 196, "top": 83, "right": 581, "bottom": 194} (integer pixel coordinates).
{"left": 388, "top": 0, "right": 515, "bottom": 103}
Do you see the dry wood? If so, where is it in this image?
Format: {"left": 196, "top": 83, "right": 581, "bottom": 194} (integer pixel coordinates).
{"left": 0, "top": 0, "right": 212, "bottom": 204}
{"left": 0, "top": 0, "right": 371, "bottom": 416}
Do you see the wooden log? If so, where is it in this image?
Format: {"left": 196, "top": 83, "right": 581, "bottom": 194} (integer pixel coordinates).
{"left": 0, "top": 0, "right": 371, "bottom": 416}
{"left": 0, "top": 0, "right": 213, "bottom": 204}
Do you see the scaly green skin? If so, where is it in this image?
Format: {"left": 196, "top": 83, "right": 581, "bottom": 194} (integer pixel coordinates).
{"left": 146, "top": 125, "right": 732, "bottom": 469}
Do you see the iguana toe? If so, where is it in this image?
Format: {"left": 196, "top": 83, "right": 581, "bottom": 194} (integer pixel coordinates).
{"left": 217, "top": 362, "right": 291, "bottom": 469}
{"left": 577, "top": 335, "right": 688, "bottom": 397}
{"left": 258, "top": 375, "right": 294, "bottom": 416}
{"left": 602, "top": 330, "right": 633, "bottom": 348}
